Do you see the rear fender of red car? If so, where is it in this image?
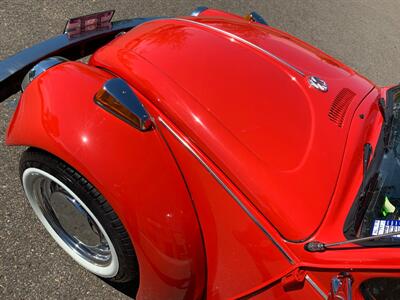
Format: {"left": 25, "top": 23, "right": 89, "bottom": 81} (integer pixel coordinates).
{"left": 6, "top": 61, "right": 206, "bottom": 300}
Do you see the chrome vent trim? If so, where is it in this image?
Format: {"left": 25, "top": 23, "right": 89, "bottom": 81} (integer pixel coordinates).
{"left": 328, "top": 88, "right": 355, "bottom": 127}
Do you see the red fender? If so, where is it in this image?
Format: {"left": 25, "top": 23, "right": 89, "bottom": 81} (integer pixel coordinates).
{"left": 6, "top": 61, "right": 206, "bottom": 300}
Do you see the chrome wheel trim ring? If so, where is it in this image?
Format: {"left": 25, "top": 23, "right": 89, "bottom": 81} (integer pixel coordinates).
{"left": 22, "top": 167, "right": 119, "bottom": 278}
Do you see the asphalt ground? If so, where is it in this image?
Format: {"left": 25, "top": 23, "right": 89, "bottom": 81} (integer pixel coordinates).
{"left": 1, "top": 1, "right": 400, "bottom": 299}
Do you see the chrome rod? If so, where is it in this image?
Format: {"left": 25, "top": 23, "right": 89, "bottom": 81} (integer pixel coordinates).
{"left": 305, "top": 230, "right": 400, "bottom": 252}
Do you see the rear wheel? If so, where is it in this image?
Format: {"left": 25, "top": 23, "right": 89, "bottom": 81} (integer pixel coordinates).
{"left": 19, "top": 148, "right": 139, "bottom": 283}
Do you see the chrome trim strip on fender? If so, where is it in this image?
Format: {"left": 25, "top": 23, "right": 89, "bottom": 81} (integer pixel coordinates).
{"left": 305, "top": 275, "right": 328, "bottom": 300}
{"left": 173, "top": 18, "right": 305, "bottom": 77}
{"left": 158, "top": 117, "right": 295, "bottom": 264}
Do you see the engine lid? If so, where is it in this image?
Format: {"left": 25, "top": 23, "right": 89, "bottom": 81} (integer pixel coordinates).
{"left": 91, "top": 17, "right": 375, "bottom": 241}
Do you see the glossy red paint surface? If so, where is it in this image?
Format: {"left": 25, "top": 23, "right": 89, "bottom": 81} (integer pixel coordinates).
{"left": 249, "top": 276, "right": 323, "bottom": 300}
{"left": 90, "top": 17, "right": 374, "bottom": 241}
{"left": 6, "top": 62, "right": 206, "bottom": 300}
{"left": 6, "top": 8, "right": 400, "bottom": 300}
{"left": 157, "top": 116, "right": 294, "bottom": 299}
{"left": 287, "top": 89, "right": 387, "bottom": 268}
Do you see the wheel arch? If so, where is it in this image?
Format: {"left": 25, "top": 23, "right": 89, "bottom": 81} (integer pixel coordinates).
{"left": 6, "top": 61, "right": 206, "bottom": 299}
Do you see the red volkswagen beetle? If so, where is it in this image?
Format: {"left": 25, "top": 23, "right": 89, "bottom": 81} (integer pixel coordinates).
{"left": 1, "top": 7, "right": 399, "bottom": 299}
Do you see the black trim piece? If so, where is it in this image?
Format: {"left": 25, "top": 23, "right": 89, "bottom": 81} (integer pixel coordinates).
{"left": 0, "top": 17, "right": 163, "bottom": 102}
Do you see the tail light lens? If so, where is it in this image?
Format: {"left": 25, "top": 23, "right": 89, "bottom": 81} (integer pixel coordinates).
{"left": 94, "top": 78, "right": 152, "bottom": 131}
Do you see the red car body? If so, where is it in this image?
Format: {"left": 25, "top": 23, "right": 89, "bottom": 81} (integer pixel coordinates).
{"left": 2, "top": 7, "right": 399, "bottom": 300}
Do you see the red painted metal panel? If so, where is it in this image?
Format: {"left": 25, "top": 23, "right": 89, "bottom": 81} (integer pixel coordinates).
{"left": 90, "top": 17, "right": 374, "bottom": 241}
{"left": 157, "top": 116, "right": 293, "bottom": 299}
{"left": 6, "top": 62, "right": 206, "bottom": 300}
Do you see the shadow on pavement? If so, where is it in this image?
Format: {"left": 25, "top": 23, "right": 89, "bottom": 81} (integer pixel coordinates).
{"left": 99, "top": 277, "right": 139, "bottom": 299}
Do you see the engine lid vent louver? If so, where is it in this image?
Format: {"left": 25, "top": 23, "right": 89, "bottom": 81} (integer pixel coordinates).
{"left": 328, "top": 88, "right": 356, "bottom": 127}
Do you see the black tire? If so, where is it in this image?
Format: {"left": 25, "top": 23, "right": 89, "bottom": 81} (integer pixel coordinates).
{"left": 19, "top": 147, "right": 139, "bottom": 284}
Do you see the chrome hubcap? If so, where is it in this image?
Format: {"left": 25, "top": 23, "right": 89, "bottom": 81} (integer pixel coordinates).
{"left": 27, "top": 172, "right": 112, "bottom": 266}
